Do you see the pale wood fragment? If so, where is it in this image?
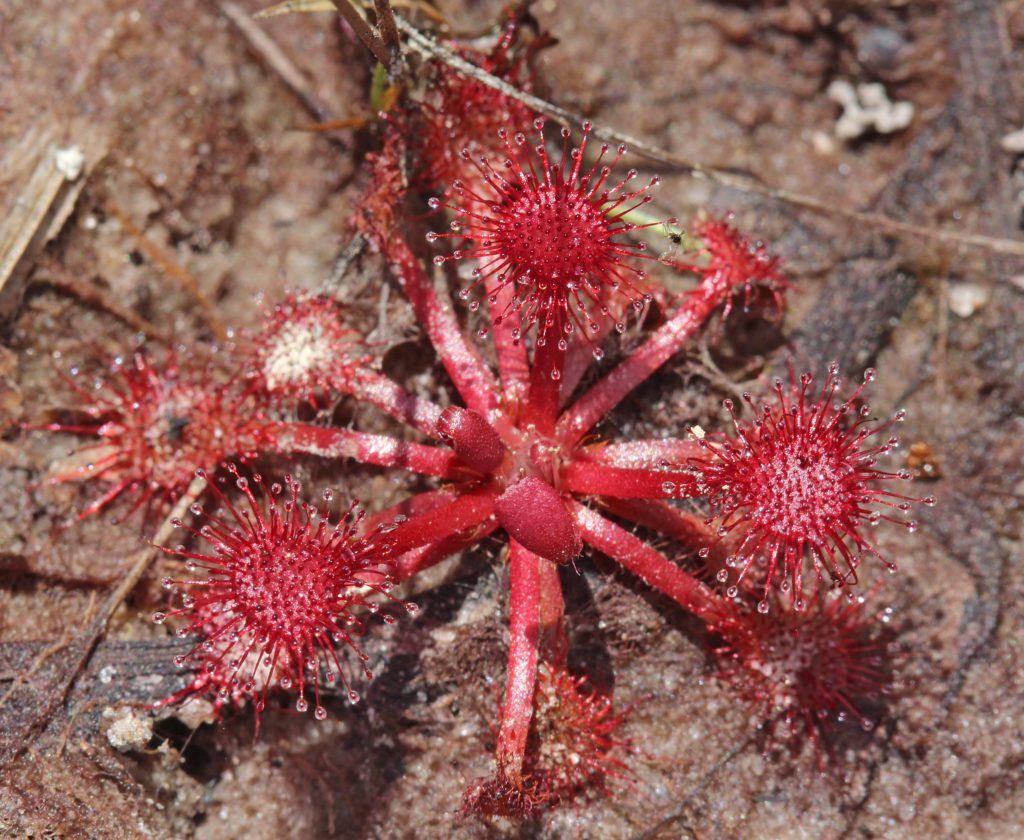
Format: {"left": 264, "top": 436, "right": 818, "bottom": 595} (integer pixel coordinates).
{"left": 0, "top": 124, "right": 108, "bottom": 324}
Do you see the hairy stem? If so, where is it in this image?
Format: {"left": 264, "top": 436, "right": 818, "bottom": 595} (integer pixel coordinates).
{"left": 601, "top": 496, "right": 718, "bottom": 550}
{"left": 394, "top": 519, "right": 499, "bottom": 582}
{"left": 362, "top": 487, "right": 469, "bottom": 536}
{"left": 558, "top": 338, "right": 598, "bottom": 408}
{"left": 561, "top": 461, "right": 696, "bottom": 499}
{"left": 387, "top": 234, "right": 500, "bottom": 416}
{"left": 262, "top": 421, "right": 463, "bottom": 478}
{"left": 572, "top": 502, "right": 721, "bottom": 624}
{"left": 588, "top": 438, "right": 707, "bottom": 468}
{"left": 347, "top": 369, "right": 443, "bottom": 436}
{"left": 486, "top": 272, "right": 529, "bottom": 397}
{"left": 496, "top": 539, "right": 542, "bottom": 782}
{"left": 374, "top": 490, "right": 496, "bottom": 566}
{"left": 537, "top": 557, "right": 568, "bottom": 667}
{"left": 524, "top": 336, "right": 565, "bottom": 433}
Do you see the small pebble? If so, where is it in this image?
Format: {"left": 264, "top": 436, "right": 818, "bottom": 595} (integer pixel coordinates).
{"left": 856, "top": 26, "right": 907, "bottom": 74}
{"left": 54, "top": 146, "right": 85, "bottom": 180}
{"left": 828, "top": 80, "right": 914, "bottom": 140}
{"left": 947, "top": 282, "right": 990, "bottom": 318}
{"left": 1000, "top": 127, "right": 1024, "bottom": 154}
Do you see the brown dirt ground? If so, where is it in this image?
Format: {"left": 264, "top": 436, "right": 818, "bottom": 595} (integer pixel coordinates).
{"left": 1, "top": 1, "right": 1023, "bottom": 838}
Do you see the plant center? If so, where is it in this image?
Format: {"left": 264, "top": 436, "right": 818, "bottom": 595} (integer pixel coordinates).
{"left": 497, "top": 186, "right": 610, "bottom": 284}
{"left": 232, "top": 540, "right": 342, "bottom": 640}
{"left": 751, "top": 442, "right": 848, "bottom": 537}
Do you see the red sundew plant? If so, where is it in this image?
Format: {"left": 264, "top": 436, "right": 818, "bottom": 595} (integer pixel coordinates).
{"left": 43, "top": 194, "right": 915, "bottom": 808}
{"left": 242, "top": 293, "right": 370, "bottom": 409}
{"left": 462, "top": 663, "right": 632, "bottom": 819}
{"left": 693, "top": 365, "right": 936, "bottom": 608}
{"left": 668, "top": 214, "right": 790, "bottom": 320}
{"left": 33, "top": 18, "right": 934, "bottom": 818}
{"left": 430, "top": 120, "right": 668, "bottom": 373}
{"left": 350, "top": 126, "right": 409, "bottom": 244}
{"left": 709, "top": 584, "right": 895, "bottom": 763}
{"left": 153, "top": 465, "right": 412, "bottom": 721}
{"left": 40, "top": 164, "right": 919, "bottom": 814}
{"left": 404, "top": 21, "right": 540, "bottom": 194}
{"left": 38, "top": 349, "right": 264, "bottom": 519}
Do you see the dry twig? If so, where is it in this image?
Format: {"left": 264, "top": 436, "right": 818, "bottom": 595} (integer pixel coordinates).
{"left": 373, "top": 0, "right": 400, "bottom": 54}
{"left": 336, "top": 0, "right": 391, "bottom": 65}
{"left": 1, "top": 128, "right": 106, "bottom": 324}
